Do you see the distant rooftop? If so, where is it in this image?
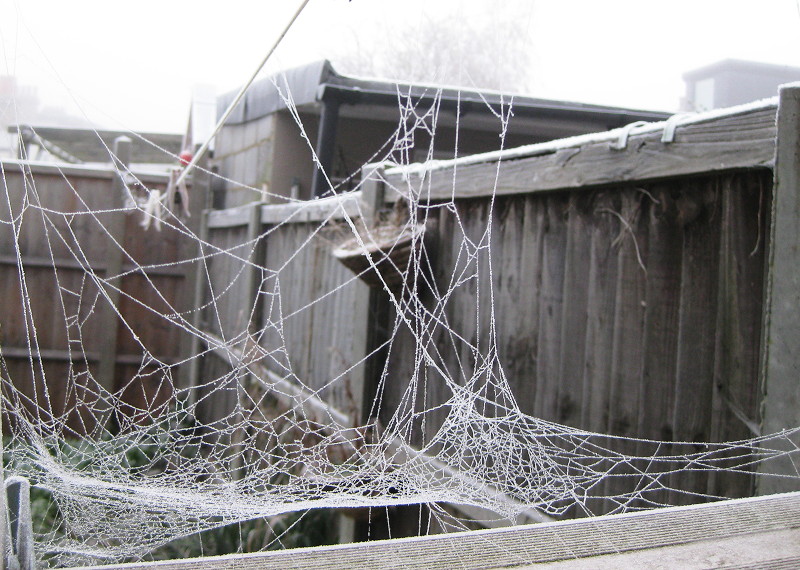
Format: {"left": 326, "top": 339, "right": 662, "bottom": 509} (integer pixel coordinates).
{"left": 682, "top": 58, "right": 800, "bottom": 112}
{"left": 8, "top": 125, "right": 183, "bottom": 167}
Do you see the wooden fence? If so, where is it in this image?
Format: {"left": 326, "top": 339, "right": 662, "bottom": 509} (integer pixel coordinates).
{"left": 191, "top": 91, "right": 800, "bottom": 534}
{"left": 0, "top": 147, "right": 200, "bottom": 436}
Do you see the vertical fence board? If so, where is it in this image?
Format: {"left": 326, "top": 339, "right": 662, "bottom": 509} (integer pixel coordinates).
{"left": 533, "top": 197, "right": 567, "bottom": 420}
{"left": 581, "top": 192, "right": 618, "bottom": 434}
{"left": 557, "top": 195, "right": 591, "bottom": 426}
{"left": 670, "top": 181, "right": 722, "bottom": 504}
{"left": 634, "top": 185, "right": 683, "bottom": 506}
{"left": 508, "top": 197, "right": 545, "bottom": 417}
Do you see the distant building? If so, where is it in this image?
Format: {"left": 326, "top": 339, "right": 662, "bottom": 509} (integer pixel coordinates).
{"left": 0, "top": 76, "right": 39, "bottom": 158}
{"left": 0, "top": 75, "right": 96, "bottom": 159}
{"left": 9, "top": 125, "right": 183, "bottom": 172}
{"left": 682, "top": 59, "right": 800, "bottom": 112}
{"left": 213, "top": 60, "right": 670, "bottom": 208}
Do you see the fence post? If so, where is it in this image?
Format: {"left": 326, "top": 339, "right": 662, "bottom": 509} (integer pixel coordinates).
{"left": 186, "top": 209, "right": 209, "bottom": 407}
{"left": 231, "top": 202, "right": 266, "bottom": 478}
{"left": 757, "top": 84, "right": 800, "bottom": 495}
{"left": 351, "top": 164, "right": 390, "bottom": 430}
{"left": 244, "top": 202, "right": 266, "bottom": 334}
{"left": 178, "top": 145, "right": 212, "bottom": 393}
{"left": 4, "top": 477, "right": 33, "bottom": 570}
{"left": 337, "top": 165, "right": 391, "bottom": 544}
{"left": 97, "top": 136, "right": 131, "bottom": 398}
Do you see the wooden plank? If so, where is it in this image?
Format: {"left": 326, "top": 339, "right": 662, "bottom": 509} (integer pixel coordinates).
{"left": 0, "top": 347, "right": 175, "bottom": 365}
{"left": 556, "top": 194, "right": 591, "bottom": 427}
{"left": 96, "top": 137, "right": 131, "bottom": 395}
{"left": 244, "top": 202, "right": 266, "bottom": 332}
{"left": 708, "top": 172, "right": 768, "bottom": 500}
{"left": 337, "top": 171, "right": 384, "bottom": 543}
{"left": 505, "top": 196, "right": 545, "bottom": 418}
{"left": 603, "top": 191, "right": 649, "bottom": 512}
{"left": 634, "top": 183, "right": 683, "bottom": 507}
{"left": 581, "top": 191, "right": 618, "bottom": 434}
{"left": 177, "top": 148, "right": 211, "bottom": 392}
{"left": 259, "top": 191, "right": 362, "bottom": 225}
{"left": 207, "top": 203, "right": 252, "bottom": 228}
{"left": 457, "top": 200, "right": 488, "bottom": 391}
{"left": 533, "top": 196, "right": 567, "bottom": 420}
{"left": 669, "top": 180, "right": 721, "bottom": 505}
{"left": 491, "top": 198, "right": 529, "bottom": 411}
{"left": 758, "top": 85, "right": 800, "bottom": 494}
{"left": 186, "top": 210, "right": 210, "bottom": 403}
{"left": 383, "top": 106, "right": 776, "bottom": 202}
{"left": 90, "top": 492, "right": 800, "bottom": 570}
{"left": 0, "top": 158, "right": 170, "bottom": 184}
{"left": 0, "top": 254, "right": 185, "bottom": 277}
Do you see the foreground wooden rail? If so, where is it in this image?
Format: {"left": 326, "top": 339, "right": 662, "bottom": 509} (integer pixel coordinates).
{"left": 85, "top": 491, "right": 800, "bottom": 570}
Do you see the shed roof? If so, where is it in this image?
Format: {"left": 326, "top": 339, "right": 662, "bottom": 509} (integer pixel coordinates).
{"left": 217, "top": 60, "right": 671, "bottom": 132}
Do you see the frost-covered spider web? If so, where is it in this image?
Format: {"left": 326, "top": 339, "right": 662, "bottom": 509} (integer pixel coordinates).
{"left": 1, "top": 5, "right": 800, "bottom": 570}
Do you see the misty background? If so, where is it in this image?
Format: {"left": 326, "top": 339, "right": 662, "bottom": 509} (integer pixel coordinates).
{"left": 2, "top": 0, "right": 800, "bottom": 135}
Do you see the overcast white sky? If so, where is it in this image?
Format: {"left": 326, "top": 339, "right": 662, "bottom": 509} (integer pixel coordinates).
{"left": 2, "top": 0, "right": 800, "bottom": 133}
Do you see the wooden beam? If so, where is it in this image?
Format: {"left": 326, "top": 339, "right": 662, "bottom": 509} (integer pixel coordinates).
{"left": 90, "top": 491, "right": 800, "bottom": 570}
{"left": 0, "top": 346, "right": 177, "bottom": 365}
{"left": 259, "top": 192, "right": 362, "bottom": 225}
{"left": 207, "top": 204, "right": 251, "bottom": 228}
{"left": 206, "top": 192, "right": 363, "bottom": 229}
{"left": 383, "top": 105, "right": 776, "bottom": 202}
{"left": 0, "top": 254, "right": 186, "bottom": 277}
{"left": 758, "top": 85, "right": 800, "bottom": 495}
{"left": 0, "top": 158, "right": 169, "bottom": 185}
{"left": 186, "top": 210, "right": 210, "bottom": 404}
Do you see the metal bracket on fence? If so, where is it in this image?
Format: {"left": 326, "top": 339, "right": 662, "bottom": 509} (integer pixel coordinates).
{"left": 609, "top": 121, "right": 648, "bottom": 150}
{"left": 661, "top": 113, "right": 692, "bottom": 144}
{"left": 5, "top": 476, "right": 34, "bottom": 570}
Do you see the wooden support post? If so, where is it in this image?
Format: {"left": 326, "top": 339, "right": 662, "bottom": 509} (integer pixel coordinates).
{"left": 350, "top": 163, "right": 389, "bottom": 429}
{"left": 178, "top": 145, "right": 211, "bottom": 392}
{"left": 244, "top": 202, "right": 266, "bottom": 334}
{"left": 97, "top": 137, "right": 131, "bottom": 399}
{"left": 186, "top": 209, "right": 210, "bottom": 407}
{"left": 758, "top": 84, "right": 800, "bottom": 495}
{"left": 338, "top": 165, "right": 389, "bottom": 544}
{"left": 5, "top": 477, "right": 33, "bottom": 570}
{"left": 231, "top": 202, "right": 266, "bottom": 479}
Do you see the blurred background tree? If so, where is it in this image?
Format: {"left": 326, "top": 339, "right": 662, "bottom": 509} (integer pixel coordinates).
{"left": 331, "top": 2, "right": 535, "bottom": 93}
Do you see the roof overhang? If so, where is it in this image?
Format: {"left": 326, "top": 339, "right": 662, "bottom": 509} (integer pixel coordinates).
{"left": 217, "top": 60, "right": 671, "bottom": 133}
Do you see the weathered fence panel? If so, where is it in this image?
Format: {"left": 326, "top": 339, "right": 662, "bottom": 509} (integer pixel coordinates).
{"left": 196, "top": 101, "right": 780, "bottom": 522}
{"left": 0, "top": 161, "right": 189, "bottom": 435}
{"left": 378, "top": 169, "right": 769, "bottom": 512}
{"left": 199, "top": 195, "right": 370, "bottom": 426}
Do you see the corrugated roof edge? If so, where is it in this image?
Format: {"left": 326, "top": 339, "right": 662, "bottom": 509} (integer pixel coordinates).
{"left": 384, "top": 96, "right": 779, "bottom": 179}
